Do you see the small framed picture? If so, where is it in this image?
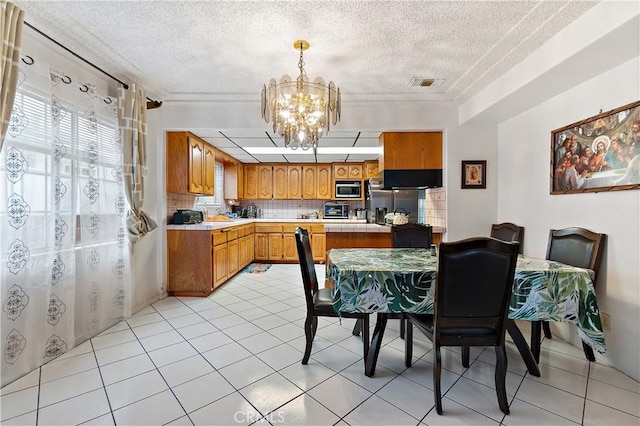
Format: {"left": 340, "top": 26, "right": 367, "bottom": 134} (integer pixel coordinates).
{"left": 461, "top": 160, "right": 487, "bottom": 189}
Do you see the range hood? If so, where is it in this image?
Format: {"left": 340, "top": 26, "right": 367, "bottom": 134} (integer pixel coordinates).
{"left": 376, "top": 132, "right": 443, "bottom": 189}
{"left": 375, "top": 169, "right": 443, "bottom": 189}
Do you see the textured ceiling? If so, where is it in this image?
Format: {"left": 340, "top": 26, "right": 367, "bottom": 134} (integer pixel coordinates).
{"left": 15, "top": 0, "right": 598, "bottom": 163}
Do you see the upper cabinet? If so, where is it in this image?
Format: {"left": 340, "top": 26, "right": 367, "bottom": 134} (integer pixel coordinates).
{"left": 287, "top": 165, "right": 303, "bottom": 199}
{"left": 333, "top": 163, "right": 363, "bottom": 180}
{"left": 166, "top": 131, "right": 215, "bottom": 195}
{"left": 257, "top": 165, "right": 273, "bottom": 199}
{"left": 223, "top": 161, "right": 243, "bottom": 200}
{"left": 364, "top": 160, "right": 379, "bottom": 179}
{"left": 317, "top": 165, "right": 332, "bottom": 199}
{"left": 244, "top": 165, "right": 259, "bottom": 199}
{"left": 379, "top": 132, "right": 443, "bottom": 171}
{"left": 273, "top": 165, "right": 288, "bottom": 199}
{"left": 302, "top": 165, "right": 317, "bottom": 199}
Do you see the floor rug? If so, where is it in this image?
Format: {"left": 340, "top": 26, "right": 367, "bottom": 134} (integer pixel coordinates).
{"left": 242, "top": 263, "right": 272, "bottom": 274}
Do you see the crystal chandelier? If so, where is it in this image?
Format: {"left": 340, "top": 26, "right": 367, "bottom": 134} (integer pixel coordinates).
{"left": 261, "top": 40, "right": 341, "bottom": 151}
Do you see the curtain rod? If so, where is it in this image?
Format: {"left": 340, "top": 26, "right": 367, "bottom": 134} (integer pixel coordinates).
{"left": 24, "top": 21, "right": 162, "bottom": 110}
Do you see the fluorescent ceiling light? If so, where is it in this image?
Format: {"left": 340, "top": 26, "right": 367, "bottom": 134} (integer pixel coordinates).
{"left": 244, "top": 147, "right": 380, "bottom": 155}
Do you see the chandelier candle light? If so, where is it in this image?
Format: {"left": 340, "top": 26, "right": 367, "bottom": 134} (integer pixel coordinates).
{"left": 261, "top": 40, "right": 341, "bottom": 151}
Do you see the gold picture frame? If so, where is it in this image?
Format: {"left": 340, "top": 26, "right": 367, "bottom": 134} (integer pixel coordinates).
{"left": 550, "top": 100, "right": 640, "bottom": 194}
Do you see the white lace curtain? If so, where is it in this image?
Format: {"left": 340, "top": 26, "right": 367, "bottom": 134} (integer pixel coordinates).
{"left": 0, "top": 59, "right": 132, "bottom": 386}
{"left": 1, "top": 1, "right": 24, "bottom": 151}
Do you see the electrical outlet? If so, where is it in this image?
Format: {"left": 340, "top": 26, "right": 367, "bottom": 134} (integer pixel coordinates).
{"left": 601, "top": 312, "right": 611, "bottom": 331}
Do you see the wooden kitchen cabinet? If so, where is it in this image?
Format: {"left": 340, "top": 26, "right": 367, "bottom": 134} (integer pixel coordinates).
{"left": 287, "top": 165, "right": 302, "bottom": 199}
{"left": 167, "top": 230, "right": 214, "bottom": 296}
{"left": 273, "top": 165, "right": 287, "bottom": 199}
{"left": 379, "top": 132, "right": 443, "bottom": 171}
{"left": 203, "top": 144, "right": 215, "bottom": 195}
{"left": 258, "top": 165, "right": 273, "bottom": 199}
{"left": 244, "top": 165, "right": 259, "bottom": 199}
{"left": 189, "top": 137, "right": 204, "bottom": 193}
{"left": 213, "top": 243, "right": 227, "bottom": 288}
{"left": 364, "top": 160, "right": 379, "bottom": 179}
{"left": 227, "top": 238, "right": 239, "bottom": 276}
{"left": 333, "top": 163, "right": 363, "bottom": 180}
{"left": 311, "top": 233, "right": 326, "bottom": 262}
{"left": 317, "top": 165, "right": 332, "bottom": 199}
{"left": 268, "top": 233, "right": 284, "bottom": 260}
{"left": 282, "top": 234, "right": 298, "bottom": 261}
{"left": 166, "top": 131, "right": 215, "bottom": 195}
{"left": 254, "top": 233, "right": 269, "bottom": 260}
{"left": 302, "top": 165, "right": 317, "bottom": 199}
{"left": 224, "top": 161, "right": 243, "bottom": 200}
{"left": 333, "top": 164, "right": 349, "bottom": 180}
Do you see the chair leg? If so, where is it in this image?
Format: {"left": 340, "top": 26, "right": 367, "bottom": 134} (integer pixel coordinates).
{"left": 302, "top": 314, "right": 315, "bottom": 364}
{"left": 495, "top": 344, "right": 510, "bottom": 415}
{"left": 361, "top": 315, "right": 370, "bottom": 363}
{"left": 582, "top": 340, "right": 596, "bottom": 362}
{"left": 352, "top": 318, "right": 362, "bottom": 336}
{"left": 542, "top": 321, "right": 552, "bottom": 339}
{"left": 530, "top": 321, "right": 542, "bottom": 363}
{"left": 405, "top": 320, "right": 413, "bottom": 367}
{"left": 462, "top": 346, "right": 470, "bottom": 368}
{"left": 399, "top": 317, "right": 405, "bottom": 339}
{"left": 311, "top": 316, "right": 318, "bottom": 340}
{"left": 433, "top": 344, "right": 443, "bottom": 415}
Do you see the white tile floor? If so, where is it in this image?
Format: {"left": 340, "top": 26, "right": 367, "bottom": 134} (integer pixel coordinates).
{"left": 1, "top": 264, "right": 639, "bottom": 425}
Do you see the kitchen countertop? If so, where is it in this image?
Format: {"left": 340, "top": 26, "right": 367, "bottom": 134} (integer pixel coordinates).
{"left": 167, "top": 219, "right": 445, "bottom": 234}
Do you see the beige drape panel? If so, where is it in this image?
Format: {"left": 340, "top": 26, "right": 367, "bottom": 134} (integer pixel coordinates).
{"left": 1, "top": 1, "right": 24, "bottom": 152}
{"left": 118, "top": 84, "right": 157, "bottom": 242}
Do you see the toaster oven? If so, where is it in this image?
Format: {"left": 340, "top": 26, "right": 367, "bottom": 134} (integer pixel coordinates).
{"left": 323, "top": 203, "right": 349, "bottom": 219}
{"left": 172, "top": 210, "right": 204, "bottom": 224}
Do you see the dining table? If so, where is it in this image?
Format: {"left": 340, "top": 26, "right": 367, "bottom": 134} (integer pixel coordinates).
{"left": 326, "top": 248, "right": 606, "bottom": 377}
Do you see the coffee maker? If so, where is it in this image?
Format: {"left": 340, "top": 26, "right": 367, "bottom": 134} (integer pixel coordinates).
{"left": 375, "top": 207, "right": 387, "bottom": 225}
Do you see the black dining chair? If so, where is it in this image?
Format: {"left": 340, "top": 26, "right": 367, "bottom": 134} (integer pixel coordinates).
{"left": 294, "top": 227, "right": 370, "bottom": 366}
{"left": 391, "top": 223, "right": 433, "bottom": 248}
{"left": 351, "top": 223, "right": 434, "bottom": 339}
{"left": 491, "top": 222, "right": 524, "bottom": 254}
{"left": 404, "top": 237, "right": 520, "bottom": 415}
{"left": 531, "top": 227, "right": 606, "bottom": 362}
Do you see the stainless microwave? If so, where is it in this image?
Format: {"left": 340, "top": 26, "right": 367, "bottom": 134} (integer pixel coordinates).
{"left": 323, "top": 203, "right": 349, "bottom": 219}
{"left": 335, "top": 180, "right": 362, "bottom": 198}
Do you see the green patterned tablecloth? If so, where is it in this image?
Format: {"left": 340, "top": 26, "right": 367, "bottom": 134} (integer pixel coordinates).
{"left": 327, "top": 248, "right": 605, "bottom": 354}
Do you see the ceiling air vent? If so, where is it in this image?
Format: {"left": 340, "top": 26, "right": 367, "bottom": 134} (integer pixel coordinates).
{"left": 408, "top": 78, "right": 445, "bottom": 88}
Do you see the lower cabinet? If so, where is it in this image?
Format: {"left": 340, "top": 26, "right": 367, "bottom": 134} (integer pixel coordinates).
{"left": 254, "top": 223, "right": 325, "bottom": 263}
{"left": 167, "top": 230, "right": 214, "bottom": 297}
{"left": 213, "top": 242, "right": 228, "bottom": 288}
{"left": 167, "top": 222, "right": 322, "bottom": 297}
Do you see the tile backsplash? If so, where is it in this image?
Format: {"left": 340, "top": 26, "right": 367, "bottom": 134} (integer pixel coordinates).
{"left": 238, "top": 199, "right": 363, "bottom": 219}
{"left": 166, "top": 193, "right": 197, "bottom": 222}
{"left": 425, "top": 187, "right": 447, "bottom": 228}
{"left": 166, "top": 191, "right": 445, "bottom": 228}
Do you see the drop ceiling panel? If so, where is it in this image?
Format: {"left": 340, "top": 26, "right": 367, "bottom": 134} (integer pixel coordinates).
{"left": 354, "top": 138, "right": 379, "bottom": 147}
{"left": 202, "top": 138, "right": 237, "bottom": 148}
{"left": 216, "top": 147, "right": 250, "bottom": 157}
{"left": 253, "top": 154, "right": 288, "bottom": 163}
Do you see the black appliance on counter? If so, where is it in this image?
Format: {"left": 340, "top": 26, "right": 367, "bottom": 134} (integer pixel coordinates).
{"left": 323, "top": 202, "right": 349, "bottom": 219}
{"left": 172, "top": 210, "right": 204, "bottom": 224}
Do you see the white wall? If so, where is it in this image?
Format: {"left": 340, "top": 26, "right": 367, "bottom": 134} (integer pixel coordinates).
{"left": 497, "top": 57, "right": 640, "bottom": 380}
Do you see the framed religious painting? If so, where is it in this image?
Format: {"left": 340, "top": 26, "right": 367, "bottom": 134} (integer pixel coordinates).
{"left": 461, "top": 160, "right": 486, "bottom": 189}
{"left": 550, "top": 99, "right": 640, "bottom": 194}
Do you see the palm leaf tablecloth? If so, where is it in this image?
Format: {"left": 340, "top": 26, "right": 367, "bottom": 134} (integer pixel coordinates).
{"left": 327, "top": 248, "right": 605, "bottom": 354}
